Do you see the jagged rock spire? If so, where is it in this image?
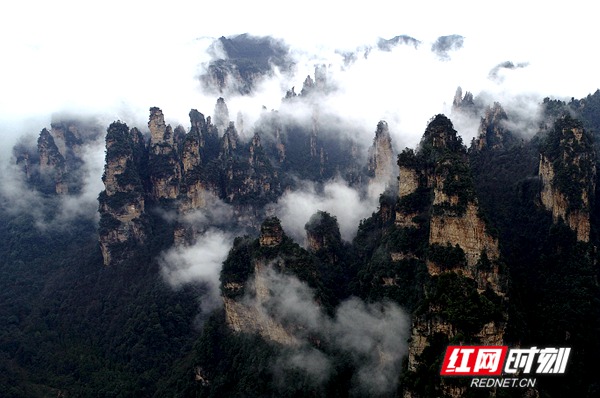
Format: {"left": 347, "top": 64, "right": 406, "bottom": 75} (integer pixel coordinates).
{"left": 98, "top": 121, "right": 147, "bottom": 266}
{"left": 147, "top": 107, "right": 181, "bottom": 199}
{"left": 539, "top": 115, "right": 596, "bottom": 242}
{"left": 474, "top": 102, "right": 517, "bottom": 151}
{"left": 189, "top": 109, "right": 207, "bottom": 134}
{"left": 221, "top": 122, "right": 239, "bottom": 157}
{"left": 452, "top": 86, "right": 477, "bottom": 116}
{"left": 398, "top": 115, "right": 507, "bottom": 398}
{"left": 397, "top": 114, "right": 500, "bottom": 271}
{"left": 452, "top": 86, "right": 474, "bottom": 109}
{"left": 149, "top": 107, "right": 171, "bottom": 146}
{"left": 38, "top": 128, "right": 68, "bottom": 194}
{"left": 367, "top": 120, "right": 395, "bottom": 187}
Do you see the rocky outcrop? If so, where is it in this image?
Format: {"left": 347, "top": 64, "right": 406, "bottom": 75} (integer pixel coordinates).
{"left": 97, "top": 101, "right": 288, "bottom": 252}
{"left": 218, "top": 121, "right": 279, "bottom": 205}
{"left": 38, "top": 128, "right": 68, "bottom": 194}
{"left": 301, "top": 75, "right": 316, "bottom": 97}
{"left": 224, "top": 259, "right": 299, "bottom": 347}
{"left": 429, "top": 204, "right": 499, "bottom": 265}
{"left": 398, "top": 166, "right": 419, "bottom": 199}
{"left": 274, "top": 124, "right": 286, "bottom": 163}
{"left": 407, "top": 316, "right": 455, "bottom": 372}
{"left": 148, "top": 107, "right": 171, "bottom": 146}
{"left": 395, "top": 115, "right": 507, "bottom": 396}
{"left": 98, "top": 122, "right": 147, "bottom": 266}
{"left": 473, "top": 102, "right": 518, "bottom": 151}
{"left": 451, "top": 86, "right": 479, "bottom": 118}
{"left": 539, "top": 157, "right": 591, "bottom": 241}
{"left": 245, "top": 133, "right": 275, "bottom": 194}
{"left": 94, "top": 97, "right": 367, "bottom": 262}
{"left": 304, "top": 211, "right": 343, "bottom": 266}
{"left": 223, "top": 296, "right": 299, "bottom": 346}
{"left": 396, "top": 116, "right": 502, "bottom": 269}
{"left": 14, "top": 117, "right": 103, "bottom": 196}
{"left": 220, "top": 122, "right": 238, "bottom": 158}
{"left": 368, "top": 121, "right": 395, "bottom": 189}
{"left": 222, "top": 218, "right": 314, "bottom": 346}
{"left": 539, "top": 115, "right": 596, "bottom": 242}
{"left": 395, "top": 116, "right": 503, "bottom": 291}
{"left": 48, "top": 121, "right": 85, "bottom": 161}
{"left": 177, "top": 109, "right": 221, "bottom": 218}
{"left": 452, "top": 86, "right": 474, "bottom": 111}
{"left": 259, "top": 217, "right": 284, "bottom": 247}
{"left": 148, "top": 107, "right": 181, "bottom": 200}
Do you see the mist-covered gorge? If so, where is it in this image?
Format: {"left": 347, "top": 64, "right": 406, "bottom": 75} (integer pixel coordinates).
{"left": 3, "top": 51, "right": 600, "bottom": 395}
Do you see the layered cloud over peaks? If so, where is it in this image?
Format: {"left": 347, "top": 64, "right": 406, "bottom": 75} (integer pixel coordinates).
{"left": 3, "top": 1, "right": 600, "bottom": 236}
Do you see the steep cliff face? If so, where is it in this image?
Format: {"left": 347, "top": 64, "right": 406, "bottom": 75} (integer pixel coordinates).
{"left": 539, "top": 115, "right": 596, "bottom": 242}
{"left": 304, "top": 210, "right": 344, "bottom": 268}
{"left": 219, "top": 215, "right": 342, "bottom": 350}
{"left": 394, "top": 115, "right": 507, "bottom": 397}
{"left": 222, "top": 218, "right": 300, "bottom": 345}
{"left": 100, "top": 106, "right": 216, "bottom": 251}
{"left": 98, "top": 122, "right": 147, "bottom": 266}
{"left": 223, "top": 259, "right": 300, "bottom": 347}
{"left": 178, "top": 109, "right": 220, "bottom": 217}
{"left": 38, "top": 128, "right": 68, "bottom": 194}
{"left": 245, "top": 133, "right": 276, "bottom": 196}
{"left": 48, "top": 120, "right": 85, "bottom": 162}
{"left": 429, "top": 203, "right": 499, "bottom": 267}
{"left": 428, "top": 162, "right": 500, "bottom": 276}
{"left": 402, "top": 115, "right": 501, "bottom": 281}
{"left": 148, "top": 107, "right": 181, "bottom": 200}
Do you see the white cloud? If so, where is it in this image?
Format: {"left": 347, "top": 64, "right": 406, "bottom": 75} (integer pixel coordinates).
{"left": 247, "top": 266, "right": 410, "bottom": 394}
{"left": 3, "top": 0, "right": 599, "bottom": 134}
{"left": 2, "top": 0, "right": 599, "bottom": 239}
{"left": 54, "top": 136, "right": 105, "bottom": 223}
{"left": 0, "top": 123, "right": 105, "bottom": 228}
{"left": 275, "top": 178, "right": 379, "bottom": 243}
{"left": 159, "top": 228, "right": 234, "bottom": 313}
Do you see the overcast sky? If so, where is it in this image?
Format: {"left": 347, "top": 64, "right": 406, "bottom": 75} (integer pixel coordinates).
{"left": 1, "top": 0, "right": 599, "bottom": 148}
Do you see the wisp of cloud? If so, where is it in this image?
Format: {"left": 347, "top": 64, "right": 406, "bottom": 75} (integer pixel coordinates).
{"left": 245, "top": 266, "right": 410, "bottom": 394}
